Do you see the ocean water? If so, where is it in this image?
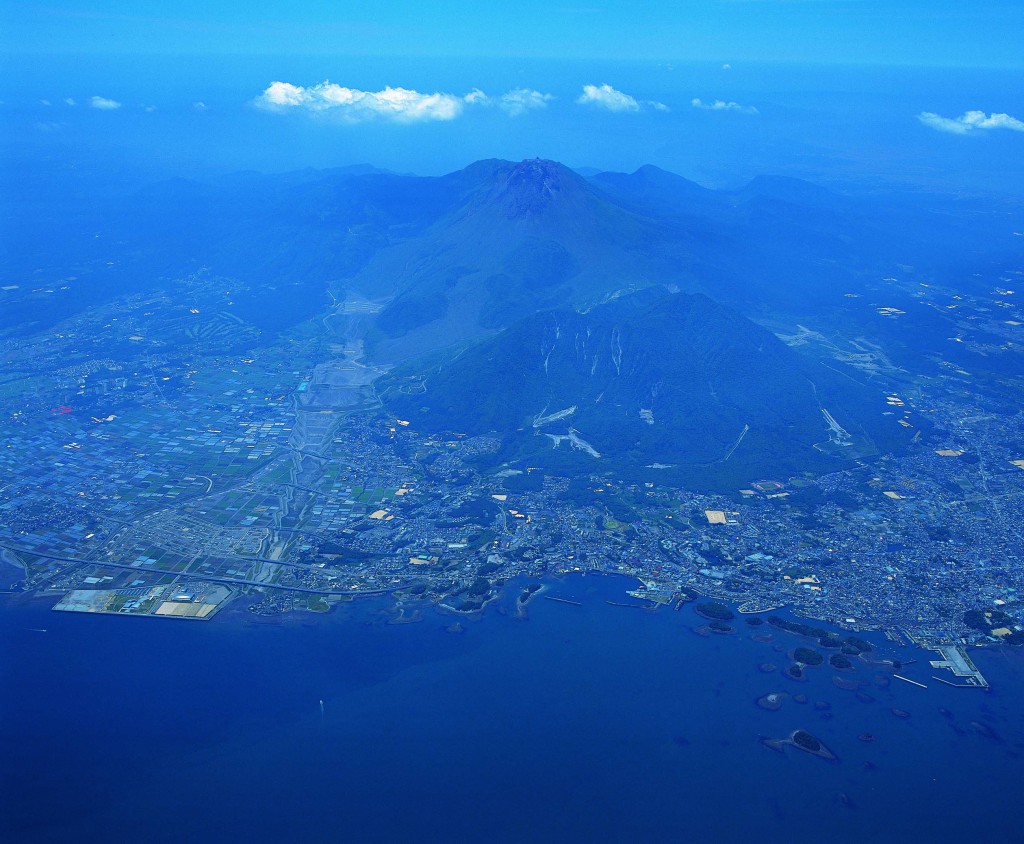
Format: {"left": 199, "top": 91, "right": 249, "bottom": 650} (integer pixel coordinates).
{"left": 3, "top": 574, "right": 1023, "bottom": 843}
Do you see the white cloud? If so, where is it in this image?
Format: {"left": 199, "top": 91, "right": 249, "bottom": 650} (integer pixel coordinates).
{"left": 90, "top": 95, "right": 121, "bottom": 110}
{"left": 40, "top": 99, "right": 51, "bottom": 106}
{"left": 193, "top": 101, "right": 208, "bottom": 111}
{"left": 259, "top": 81, "right": 307, "bottom": 108}
{"left": 64, "top": 97, "right": 76, "bottom": 106}
{"left": 722, "top": 63, "right": 732, "bottom": 71}
{"left": 650, "top": 101, "right": 670, "bottom": 112}
{"left": 918, "top": 110, "right": 1024, "bottom": 135}
{"left": 499, "top": 88, "right": 554, "bottom": 116}
{"left": 255, "top": 80, "right": 485, "bottom": 123}
{"left": 577, "top": 83, "right": 640, "bottom": 113}
{"left": 691, "top": 97, "right": 758, "bottom": 115}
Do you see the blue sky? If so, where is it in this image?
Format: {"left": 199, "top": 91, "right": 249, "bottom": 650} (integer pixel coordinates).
{"left": 3, "top": 2, "right": 1023, "bottom": 193}
{"left": 5, "top": 1, "right": 1024, "bottom": 67}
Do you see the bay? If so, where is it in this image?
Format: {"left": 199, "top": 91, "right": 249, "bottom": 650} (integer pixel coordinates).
{"left": 3, "top": 574, "right": 1022, "bottom": 843}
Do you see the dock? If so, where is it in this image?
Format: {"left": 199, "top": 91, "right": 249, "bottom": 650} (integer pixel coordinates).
{"left": 884, "top": 628, "right": 907, "bottom": 647}
{"left": 926, "top": 644, "right": 989, "bottom": 688}
{"left": 893, "top": 674, "right": 927, "bottom": 689}
{"left": 606, "top": 600, "right": 651, "bottom": 609}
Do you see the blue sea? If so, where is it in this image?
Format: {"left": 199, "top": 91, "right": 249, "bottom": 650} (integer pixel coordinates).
{"left": 3, "top": 574, "right": 1023, "bottom": 843}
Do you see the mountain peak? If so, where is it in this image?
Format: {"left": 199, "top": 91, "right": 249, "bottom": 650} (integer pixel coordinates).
{"left": 737, "top": 174, "right": 838, "bottom": 205}
{"left": 493, "top": 158, "right": 587, "bottom": 218}
{"left": 506, "top": 157, "right": 566, "bottom": 181}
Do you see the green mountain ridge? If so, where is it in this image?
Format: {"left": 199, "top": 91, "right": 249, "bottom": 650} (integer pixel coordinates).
{"left": 386, "top": 289, "right": 903, "bottom": 482}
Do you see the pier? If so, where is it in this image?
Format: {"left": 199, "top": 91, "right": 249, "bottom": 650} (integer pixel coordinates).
{"left": 543, "top": 595, "right": 583, "bottom": 607}
{"left": 893, "top": 674, "right": 927, "bottom": 689}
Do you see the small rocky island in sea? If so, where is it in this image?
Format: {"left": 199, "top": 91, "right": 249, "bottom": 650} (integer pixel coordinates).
{"left": 518, "top": 583, "right": 543, "bottom": 605}
{"left": 757, "top": 692, "right": 788, "bottom": 711}
{"left": 761, "top": 730, "right": 837, "bottom": 761}
{"left": 515, "top": 582, "right": 545, "bottom": 617}
{"left": 792, "top": 647, "right": 824, "bottom": 666}
{"left": 785, "top": 663, "right": 808, "bottom": 681}
{"left": 695, "top": 602, "right": 734, "bottom": 621}
{"left": 766, "top": 617, "right": 875, "bottom": 657}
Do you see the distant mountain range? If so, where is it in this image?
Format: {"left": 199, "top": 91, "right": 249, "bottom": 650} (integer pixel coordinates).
{"left": 6, "top": 156, "right": 1017, "bottom": 341}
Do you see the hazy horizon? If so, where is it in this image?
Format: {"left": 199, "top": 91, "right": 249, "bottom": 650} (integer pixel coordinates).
{"left": 4, "top": 51, "right": 1024, "bottom": 197}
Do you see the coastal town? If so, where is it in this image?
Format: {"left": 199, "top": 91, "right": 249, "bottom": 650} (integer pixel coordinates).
{"left": 2, "top": 268, "right": 1023, "bottom": 678}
